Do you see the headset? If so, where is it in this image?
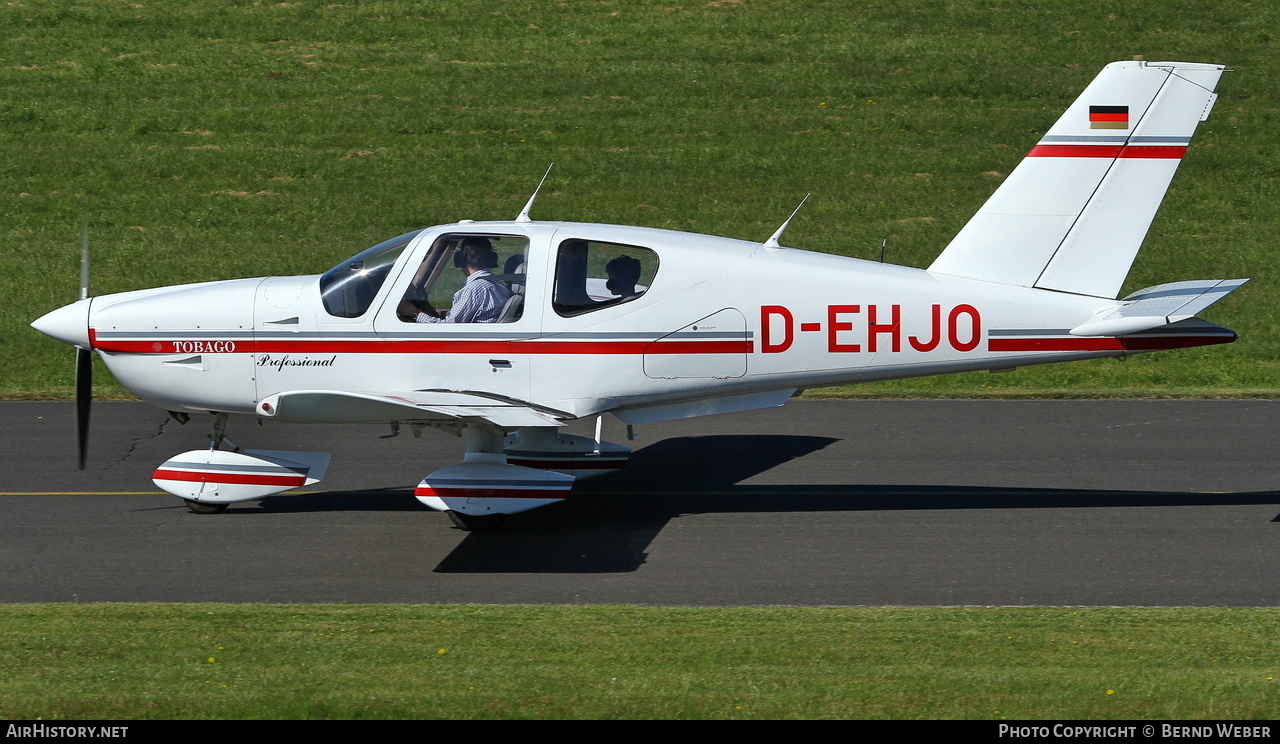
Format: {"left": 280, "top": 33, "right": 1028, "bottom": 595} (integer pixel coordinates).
{"left": 453, "top": 238, "right": 499, "bottom": 269}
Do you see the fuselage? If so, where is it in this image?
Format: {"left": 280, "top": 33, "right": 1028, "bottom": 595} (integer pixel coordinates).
{"left": 37, "top": 220, "right": 1236, "bottom": 423}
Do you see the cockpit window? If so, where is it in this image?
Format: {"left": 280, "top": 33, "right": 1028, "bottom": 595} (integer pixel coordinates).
{"left": 320, "top": 230, "right": 422, "bottom": 318}
{"left": 396, "top": 234, "right": 529, "bottom": 324}
{"left": 553, "top": 239, "right": 658, "bottom": 317}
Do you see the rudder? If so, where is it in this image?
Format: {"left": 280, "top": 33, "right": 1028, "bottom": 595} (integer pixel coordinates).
{"left": 929, "top": 61, "right": 1225, "bottom": 298}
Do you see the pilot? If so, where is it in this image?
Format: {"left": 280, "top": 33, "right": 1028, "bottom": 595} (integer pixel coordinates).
{"left": 605, "top": 255, "right": 643, "bottom": 299}
{"left": 403, "top": 238, "right": 511, "bottom": 323}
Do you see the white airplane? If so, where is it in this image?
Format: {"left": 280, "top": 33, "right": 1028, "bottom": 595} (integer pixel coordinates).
{"left": 32, "top": 60, "right": 1247, "bottom": 530}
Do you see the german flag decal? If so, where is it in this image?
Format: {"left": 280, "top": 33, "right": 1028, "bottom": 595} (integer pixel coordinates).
{"left": 1089, "top": 105, "right": 1130, "bottom": 129}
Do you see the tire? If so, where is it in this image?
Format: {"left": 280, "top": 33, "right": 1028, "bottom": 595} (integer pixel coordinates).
{"left": 446, "top": 510, "right": 507, "bottom": 531}
{"left": 184, "top": 499, "right": 228, "bottom": 514}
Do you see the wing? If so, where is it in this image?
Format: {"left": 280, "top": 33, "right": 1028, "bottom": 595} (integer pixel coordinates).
{"left": 255, "top": 389, "right": 569, "bottom": 428}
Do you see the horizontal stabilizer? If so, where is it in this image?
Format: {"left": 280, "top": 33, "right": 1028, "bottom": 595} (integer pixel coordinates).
{"left": 257, "top": 390, "right": 569, "bottom": 427}
{"left": 1070, "top": 278, "right": 1248, "bottom": 336}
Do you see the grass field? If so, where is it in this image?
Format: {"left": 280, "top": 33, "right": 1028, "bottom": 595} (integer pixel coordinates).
{"left": 1, "top": 604, "right": 1277, "bottom": 720}
{"left": 4, "top": 0, "right": 1278, "bottom": 398}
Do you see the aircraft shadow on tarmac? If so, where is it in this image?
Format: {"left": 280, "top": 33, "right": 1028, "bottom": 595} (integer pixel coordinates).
{"left": 235, "top": 434, "right": 1280, "bottom": 574}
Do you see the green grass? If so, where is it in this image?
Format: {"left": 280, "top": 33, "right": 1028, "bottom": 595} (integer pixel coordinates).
{"left": 1, "top": 604, "right": 1277, "bottom": 720}
{"left": 0, "top": 604, "right": 1274, "bottom": 717}
{"left": 4, "top": 0, "right": 1278, "bottom": 398}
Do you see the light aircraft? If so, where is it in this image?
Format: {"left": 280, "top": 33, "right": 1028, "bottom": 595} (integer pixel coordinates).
{"left": 32, "top": 60, "right": 1247, "bottom": 530}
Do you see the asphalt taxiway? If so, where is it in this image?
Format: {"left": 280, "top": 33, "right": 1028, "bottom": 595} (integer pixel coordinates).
{"left": 1, "top": 399, "right": 1277, "bottom": 605}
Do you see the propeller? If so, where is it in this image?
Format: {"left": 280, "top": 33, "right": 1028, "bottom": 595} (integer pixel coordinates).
{"left": 76, "top": 347, "right": 91, "bottom": 469}
{"left": 76, "top": 195, "right": 91, "bottom": 470}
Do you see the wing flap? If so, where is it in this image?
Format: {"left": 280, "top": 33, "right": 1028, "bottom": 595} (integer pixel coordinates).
{"left": 256, "top": 390, "right": 568, "bottom": 427}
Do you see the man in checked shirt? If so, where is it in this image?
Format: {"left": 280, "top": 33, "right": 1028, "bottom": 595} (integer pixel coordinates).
{"left": 404, "top": 237, "right": 512, "bottom": 323}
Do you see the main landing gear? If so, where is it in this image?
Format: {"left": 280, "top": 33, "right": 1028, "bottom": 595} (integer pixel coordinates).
{"left": 420, "top": 424, "right": 633, "bottom": 531}
{"left": 415, "top": 426, "right": 575, "bottom": 532}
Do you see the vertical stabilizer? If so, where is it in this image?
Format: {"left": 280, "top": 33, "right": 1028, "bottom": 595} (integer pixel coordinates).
{"left": 928, "top": 61, "right": 1224, "bottom": 298}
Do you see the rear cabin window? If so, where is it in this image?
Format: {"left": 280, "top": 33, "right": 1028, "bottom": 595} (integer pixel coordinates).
{"left": 553, "top": 239, "right": 659, "bottom": 317}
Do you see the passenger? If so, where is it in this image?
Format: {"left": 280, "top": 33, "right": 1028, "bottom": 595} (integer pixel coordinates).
{"left": 605, "top": 255, "right": 643, "bottom": 299}
{"left": 403, "top": 238, "right": 511, "bottom": 323}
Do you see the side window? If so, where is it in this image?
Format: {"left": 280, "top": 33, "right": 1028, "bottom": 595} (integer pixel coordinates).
{"left": 396, "top": 234, "right": 528, "bottom": 324}
{"left": 553, "top": 239, "right": 659, "bottom": 317}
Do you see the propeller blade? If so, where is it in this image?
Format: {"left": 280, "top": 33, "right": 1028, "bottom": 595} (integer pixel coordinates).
{"left": 76, "top": 194, "right": 92, "bottom": 469}
{"left": 75, "top": 346, "right": 91, "bottom": 470}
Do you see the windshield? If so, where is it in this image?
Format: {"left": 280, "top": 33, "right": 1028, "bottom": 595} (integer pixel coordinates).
{"left": 319, "top": 230, "right": 423, "bottom": 318}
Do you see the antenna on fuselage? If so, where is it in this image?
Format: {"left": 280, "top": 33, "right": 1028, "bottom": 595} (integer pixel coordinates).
{"left": 515, "top": 163, "right": 554, "bottom": 223}
{"left": 762, "top": 193, "right": 810, "bottom": 250}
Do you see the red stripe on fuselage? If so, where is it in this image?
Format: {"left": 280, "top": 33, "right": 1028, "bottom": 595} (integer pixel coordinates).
{"left": 988, "top": 335, "right": 1234, "bottom": 352}
{"left": 89, "top": 338, "right": 753, "bottom": 355}
{"left": 1026, "top": 144, "right": 1186, "bottom": 159}
{"left": 95, "top": 334, "right": 1234, "bottom": 356}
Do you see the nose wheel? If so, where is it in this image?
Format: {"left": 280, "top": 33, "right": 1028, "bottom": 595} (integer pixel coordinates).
{"left": 183, "top": 499, "right": 228, "bottom": 514}
{"left": 446, "top": 511, "right": 508, "bottom": 532}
